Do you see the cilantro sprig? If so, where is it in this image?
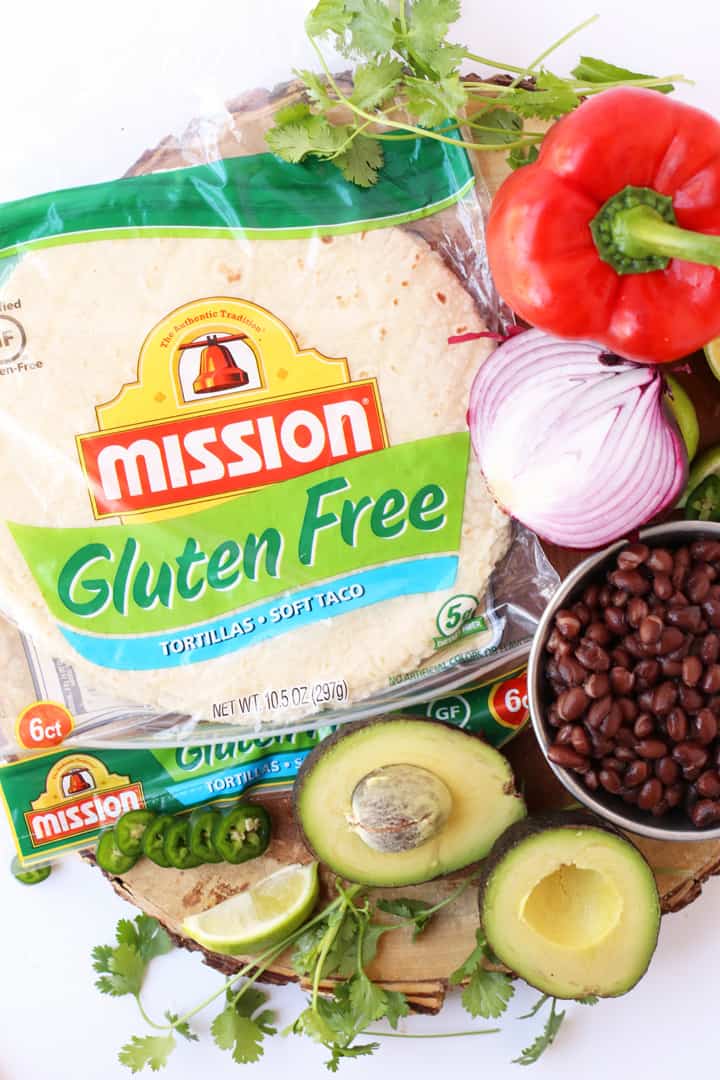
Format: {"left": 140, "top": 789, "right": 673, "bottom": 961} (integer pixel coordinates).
{"left": 93, "top": 888, "right": 605, "bottom": 1071}
{"left": 265, "top": 0, "right": 687, "bottom": 185}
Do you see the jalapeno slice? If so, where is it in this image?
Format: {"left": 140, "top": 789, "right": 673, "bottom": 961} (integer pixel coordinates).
{"left": 116, "top": 809, "right": 156, "bottom": 858}
{"left": 212, "top": 802, "right": 271, "bottom": 865}
{"left": 686, "top": 475, "right": 720, "bottom": 521}
{"left": 164, "top": 817, "right": 204, "bottom": 870}
{"left": 96, "top": 828, "right": 138, "bottom": 875}
{"left": 142, "top": 814, "right": 175, "bottom": 868}
{"left": 189, "top": 808, "right": 222, "bottom": 863}
{"left": 11, "top": 855, "right": 52, "bottom": 885}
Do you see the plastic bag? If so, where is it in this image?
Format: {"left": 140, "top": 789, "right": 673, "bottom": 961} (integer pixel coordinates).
{"left": 0, "top": 78, "right": 558, "bottom": 754}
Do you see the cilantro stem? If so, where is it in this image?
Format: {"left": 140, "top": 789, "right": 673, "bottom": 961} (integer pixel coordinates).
{"left": 522, "top": 14, "right": 600, "bottom": 79}
{"left": 308, "top": 36, "right": 545, "bottom": 154}
{"left": 462, "top": 53, "right": 528, "bottom": 75}
{"left": 365, "top": 1028, "right": 500, "bottom": 1038}
{"left": 312, "top": 901, "right": 348, "bottom": 1011}
{"left": 134, "top": 995, "right": 168, "bottom": 1031}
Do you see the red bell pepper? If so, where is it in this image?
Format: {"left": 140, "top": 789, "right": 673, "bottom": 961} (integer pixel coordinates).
{"left": 487, "top": 87, "right": 720, "bottom": 363}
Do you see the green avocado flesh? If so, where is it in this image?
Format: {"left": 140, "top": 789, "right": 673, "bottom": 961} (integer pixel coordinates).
{"left": 294, "top": 718, "right": 526, "bottom": 887}
{"left": 480, "top": 816, "right": 660, "bottom": 999}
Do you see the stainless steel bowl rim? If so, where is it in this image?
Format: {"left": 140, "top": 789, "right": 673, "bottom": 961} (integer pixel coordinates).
{"left": 528, "top": 521, "right": 720, "bottom": 842}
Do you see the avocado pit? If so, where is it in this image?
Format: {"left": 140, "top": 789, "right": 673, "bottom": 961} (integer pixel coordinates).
{"left": 348, "top": 763, "right": 452, "bottom": 853}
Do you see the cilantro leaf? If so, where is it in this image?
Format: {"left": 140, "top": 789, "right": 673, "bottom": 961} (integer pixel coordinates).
{"left": 471, "top": 107, "right": 522, "bottom": 145}
{"left": 348, "top": 972, "right": 389, "bottom": 1028}
{"left": 211, "top": 988, "right": 277, "bottom": 1065}
{"left": 572, "top": 56, "right": 674, "bottom": 94}
{"left": 333, "top": 134, "right": 384, "bottom": 187}
{"left": 507, "top": 143, "right": 539, "bottom": 170}
{"left": 306, "top": 0, "right": 351, "bottom": 38}
{"left": 421, "top": 43, "right": 465, "bottom": 78}
{"left": 118, "top": 1035, "right": 176, "bottom": 1074}
{"left": 93, "top": 942, "right": 146, "bottom": 997}
{"left": 92, "top": 916, "right": 172, "bottom": 998}
{"left": 327, "top": 1042, "right": 379, "bottom": 1072}
{"left": 164, "top": 1011, "right": 198, "bottom": 1043}
{"left": 449, "top": 929, "right": 514, "bottom": 1020}
{"left": 347, "top": 0, "right": 396, "bottom": 57}
{"left": 513, "top": 999, "right": 566, "bottom": 1065}
{"left": 462, "top": 967, "right": 515, "bottom": 1019}
{"left": 360, "top": 921, "right": 393, "bottom": 964}
{"left": 351, "top": 58, "right": 404, "bottom": 108}
{"left": 265, "top": 115, "right": 347, "bottom": 163}
{"left": 376, "top": 897, "right": 435, "bottom": 939}
{"left": 405, "top": 74, "right": 467, "bottom": 127}
{"left": 406, "top": 0, "right": 461, "bottom": 58}
{"left": 576, "top": 994, "right": 599, "bottom": 1006}
{"left": 382, "top": 988, "right": 410, "bottom": 1029}
{"left": 274, "top": 101, "right": 313, "bottom": 127}
{"left": 518, "top": 994, "right": 550, "bottom": 1020}
{"left": 294, "top": 69, "right": 336, "bottom": 110}
{"left": 510, "top": 72, "right": 579, "bottom": 119}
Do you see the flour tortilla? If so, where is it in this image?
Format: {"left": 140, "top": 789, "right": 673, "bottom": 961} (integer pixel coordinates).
{"left": 0, "top": 224, "right": 509, "bottom": 727}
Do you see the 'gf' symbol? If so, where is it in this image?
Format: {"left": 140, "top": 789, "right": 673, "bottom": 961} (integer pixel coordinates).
{"left": 2, "top": 331, "right": 14, "bottom": 347}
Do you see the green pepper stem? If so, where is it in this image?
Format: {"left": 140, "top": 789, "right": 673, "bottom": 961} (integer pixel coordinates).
{"left": 591, "top": 185, "right": 720, "bottom": 275}
{"left": 614, "top": 206, "right": 720, "bottom": 267}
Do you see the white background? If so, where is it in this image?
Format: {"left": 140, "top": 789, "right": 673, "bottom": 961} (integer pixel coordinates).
{"left": 2, "top": 1, "right": 719, "bottom": 1077}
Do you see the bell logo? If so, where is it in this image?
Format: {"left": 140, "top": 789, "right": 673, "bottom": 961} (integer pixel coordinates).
{"left": 25, "top": 755, "right": 144, "bottom": 846}
{"left": 76, "top": 298, "right": 388, "bottom": 522}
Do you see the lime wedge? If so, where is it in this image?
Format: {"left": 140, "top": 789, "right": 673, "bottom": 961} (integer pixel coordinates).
{"left": 664, "top": 374, "right": 699, "bottom": 462}
{"left": 182, "top": 862, "right": 319, "bottom": 954}
{"left": 705, "top": 336, "right": 720, "bottom": 381}
{"left": 678, "top": 442, "right": 720, "bottom": 509}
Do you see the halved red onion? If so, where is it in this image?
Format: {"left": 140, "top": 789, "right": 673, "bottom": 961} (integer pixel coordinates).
{"left": 468, "top": 329, "right": 688, "bottom": 549}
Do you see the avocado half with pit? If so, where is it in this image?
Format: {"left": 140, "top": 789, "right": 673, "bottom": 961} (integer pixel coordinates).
{"left": 479, "top": 812, "right": 661, "bottom": 999}
{"left": 293, "top": 717, "right": 526, "bottom": 887}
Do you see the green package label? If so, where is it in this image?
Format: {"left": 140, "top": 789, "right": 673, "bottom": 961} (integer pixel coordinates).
{"left": 10, "top": 433, "right": 469, "bottom": 671}
{"left": 0, "top": 666, "right": 526, "bottom": 865}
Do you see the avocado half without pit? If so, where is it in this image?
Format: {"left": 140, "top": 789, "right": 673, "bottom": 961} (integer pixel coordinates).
{"left": 293, "top": 718, "right": 527, "bottom": 887}
{"left": 479, "top": 812, "right": 661, "bottom": 999}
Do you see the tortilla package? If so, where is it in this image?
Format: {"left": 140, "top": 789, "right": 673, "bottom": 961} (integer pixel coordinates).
{"left": 0, "top": 85, "right": 557, "bottom": 751}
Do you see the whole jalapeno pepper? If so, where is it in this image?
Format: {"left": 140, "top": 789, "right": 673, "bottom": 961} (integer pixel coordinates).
{"left": 212, "top": 802, "right": 271, "bottom": 865}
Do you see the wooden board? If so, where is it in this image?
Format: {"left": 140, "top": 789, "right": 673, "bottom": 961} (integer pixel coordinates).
{"left": 98, "top": 76, "right": 720, "bottom": 1012}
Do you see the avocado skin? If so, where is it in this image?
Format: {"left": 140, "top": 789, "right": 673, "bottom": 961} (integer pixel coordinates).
{"left": 477, "top": 810, "right": 660, "bottom": 998}
{"left": 293, "top": 716, "right": 520, "bottom": 871}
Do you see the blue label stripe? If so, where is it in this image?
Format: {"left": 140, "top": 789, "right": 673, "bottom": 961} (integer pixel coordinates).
{"left": 167, "top": 750, "right": 307, "bottom": 806}
{"left": 58, "top": 554, "right": 459, "bottom": 671}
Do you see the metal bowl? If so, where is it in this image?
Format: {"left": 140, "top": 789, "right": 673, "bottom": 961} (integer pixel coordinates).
{"left": 527, "top": 520, "right": 720, "bottom": 842}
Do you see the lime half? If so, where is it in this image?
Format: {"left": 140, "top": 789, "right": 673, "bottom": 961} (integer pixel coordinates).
{"left": 705, "top": 337, "right": 720, "bottom": 381}
{"left": 664, "top": 374, "right": 699, "bottom": 463}
{"left": 182, "top": 862, "right": 319, "bottom": 955}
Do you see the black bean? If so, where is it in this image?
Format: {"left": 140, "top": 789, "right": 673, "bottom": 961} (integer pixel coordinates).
{"left": 617, "top": 697, "right": 638, "bottom": 723}
{"left": 672, "top": 742, "right": 709, "bottom": 770}
{"left": 610, "top": 569, "right": 650, "bottom": 595}
{"left": 637, "top": 738, "right": 668, "bottom": 760}
{"left": 638, "top": 779, "right": 664, "bottom": 810}
{"left": 667, "top": 605, "right": 703, "bottom": 632}
{"left": 570, "top": 726, "right": 591, "bottom": 756}
{"left": 572, "top": 602, "right": 592, "bottom": 626}
{"left": 697, "top": 770, "right": 720, "bottom": 799}
{"left": 666, "top": 707, "right": 688, "bottom": 743}
{"left": 599, "top": 768, "right": 623, "bottom": 794}
{"left": 702, "top": 634, "right": 720, "bottom": 665}
{"left": 626, "top": 597, "right": 649, "bottom": 628}
{"left": 635, "top": 660, "right": 661, "bottom": 689}
{"left": 660, "top": 658, "right": 683, "bottom": 678}
{"left": 703, "top": 664, "right": 720, "bottom": 695}
{"left": 584, "top": 672, "right": 610, "bottom": 699}
{"left": 586, "top": 621, "right": 612, "bottom": 646}
{"left": 610, "top": 666, "right": 634, "bottom": 695}
{"left": 618, "top": 543, "right": 650, "bottom": 570}
{"left": 583, "top": 584, "right": 601, "bottom": 609}
{"left": 625, "top": 760, "right": 651, "bottom": 787}
{"left": 652, "top": 681, "right": 677, "bottom": 716}
{"left": 647, "top": 548, "right": 674, "bottom": 574}
{"left": 691, "top": 540, "right": 720, "bottom": 562}
{"left": 634, "top": 714, "right": 655, "bottom": 739}
{"left": 548, "top": 745, "right": 590, "bottom": 771}
{"left": 555, "top": 609, "right": 582, "bottom": 638}
{"left": 678, "top": 685, "right": 705, "bottom": 713}
{"left": 693, "top": 709, "right": 718, "bottom": 746}
{"left": 586, "top": 695, "right": 612, "bottom": 729}
{"left": 575, "top": 641, "right": 610, "bottom": 672}
{"left": 557, "top": 687, "right": 589, "bottom": 722}
{"left": 687, "top": 570, "right": 711, "bottom": 604}
{"left": 690, "top": 799, "right": 720, "bottom": 828}
{"left": 682, "top": 655, "right": 703, "bottom": 686}
{"left": 655, "top": 756, "right": 680, "bottom": 786}
{"left": 656, "top": 627, "right": 685, "bottom": 655}
{"left": 611, "top": 646, "right": 632, "bottom": 668}
{"left": 639, "top": 614, "right": 663, "bottom": 644}
{"left": 614, "top": 745, "right": 637, "bottom": 762}
{"left": 653, "top": 573, "right": 674, "bottom": 600}
{"left": 557, "top": 656, "right": 588, "bottom": 686}
{"left": 599, "top": 703, "right": 623, "bottom": 739}
{"left": 650, "top": 799, "right": 670, "bottom": 817}
{"left": 604, "top": 606, "right": 627, "bottom": 634}
{"left": 665, "top": 783, "right": 685, "bottom": 809}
